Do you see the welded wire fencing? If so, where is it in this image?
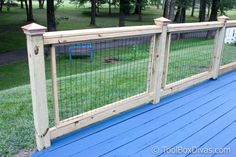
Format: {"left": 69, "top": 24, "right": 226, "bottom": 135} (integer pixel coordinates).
{"left": 54, "top": 35, "right": 152, "bottom": 120}
{"left": 166, "top": 30, "right": 216, "bottom": 84}
{"left": 221, "top": 27, "right": 236, "bottom": 66}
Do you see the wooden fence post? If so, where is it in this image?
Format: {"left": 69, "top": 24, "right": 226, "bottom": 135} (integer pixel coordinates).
{"left": 22, "top": 23, "right": 51, "bottom": 150}
{"left": 151, "top": 17, "right": 171, "bottom": 104}
{"left": 212, "top": 16, "right": 229, "bottom": 79}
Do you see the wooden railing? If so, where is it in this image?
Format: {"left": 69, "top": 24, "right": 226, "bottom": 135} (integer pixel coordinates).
{"left": 22, "top": 16, "right": 236, "bottom": 150}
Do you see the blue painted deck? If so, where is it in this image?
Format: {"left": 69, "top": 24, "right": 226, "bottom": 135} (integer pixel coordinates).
{"left": 33, "top": 70, "right": 236, "bottom": 157}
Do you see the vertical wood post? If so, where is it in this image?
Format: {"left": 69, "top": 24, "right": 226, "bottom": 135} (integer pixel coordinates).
{"left": 212, "top": 16, "right": 229, "bottom": 79}
{"left": 22, "top": 23, "right": 51, "bottom": 150}
{"left": 151, "top": 17, "right": 171, "bottom": 104}
{"left": 161, "top": 33, "right": 172, "bottom": 88}
{"left": 50, "top": 46, "right": 60, "bottom": 126}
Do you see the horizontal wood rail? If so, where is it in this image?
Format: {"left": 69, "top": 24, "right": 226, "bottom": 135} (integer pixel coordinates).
{"left": 226, "top": 20, "right": 236, "bottom": 27}
{"left": 43, "top": 25, "right": 162, "bottom": 45}
{"left": 167, "top": 21, "right": 223, "bottom": 33}
{"left": 161, "top": 72, "right": 213, "bottom": 97}
{"left": 220, "top": 62, "right": 236, "bottom": 75}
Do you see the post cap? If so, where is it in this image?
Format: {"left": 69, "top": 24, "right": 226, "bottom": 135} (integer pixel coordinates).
{"left": 217, "top": 16, "right": 230, "bottom": 23}
{"left": 21, "top": 23, "right": 47, "bottom": 35}
{"left": 154, "top": 17, "right": 172, "bottom": 26}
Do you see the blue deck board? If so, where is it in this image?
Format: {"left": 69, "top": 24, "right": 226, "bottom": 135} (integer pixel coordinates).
{"left": 187, "top": 120, "right": 236, "bottom": 157}
{"left": 32, "top": 70, "right": 236, "bottom": 157}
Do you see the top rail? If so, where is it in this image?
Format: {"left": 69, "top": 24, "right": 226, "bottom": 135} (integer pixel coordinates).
{"left": 43, "top": 25, "right": 162, "bottom": 45}
{"left": 167, "top": 21, "right": 223, "bottom": 33}
{"left": 43, "top": 21, "right": 232, "bottom": 45}
{"left": 226, "top": 20, "right": 236, "bottom": 27}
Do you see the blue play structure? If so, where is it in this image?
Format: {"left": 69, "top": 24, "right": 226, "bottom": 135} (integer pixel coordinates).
{"left": 69, "top": 43, "right": 93, "bottom": 62}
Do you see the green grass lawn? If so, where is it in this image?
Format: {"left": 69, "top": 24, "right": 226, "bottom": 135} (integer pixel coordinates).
{"left": 0, "top": 37, "right": 235, "bottom": 156}
{"left": 0, "top": 1, "right": 236, "bottom": 54}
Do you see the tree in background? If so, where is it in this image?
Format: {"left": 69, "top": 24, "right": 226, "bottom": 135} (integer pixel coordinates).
{"left": 38, "top": 0, "right": 45, "bottom": 9}
{"left": 162, "top": 0, "right": 176, "bottom": 20}
{"left": 209, "top": 0, "right": 218, "bottom": 21}
{"left": 133, "top": 0, "right": 144, "bottom": 21}
{"left": 174, "top": 0, "right": 191, "bottom": 23}
{"left": 47, "top": 0, "right": 56, "bottom": 31}
{"left": 168, "top": 0, "right": 175, "bottom": 20}
{"left": 0, "top": 0, "right": 4, "bottom": 11}
{"left": 70, "top": 0, "right": 97, "bottom": 26}
{"left": 108, "top": 0, "right": 111, "bottom": 15}
{"left": 24, "top": 0, "right": 34, "bottom": 21}
{"left": 119, "top": 0, "right": 129, "bottom": 26}
{"left": 191, "top": 0, "right": 196, "bottom": 17}
{"left": 199, "top": 0, "right": 206, "bottom": 22}
{"left": 218, "top": 0, "right": 235, "bottom": 15}
{"left": 163, "top": 0, "right": 169, "bottom": 17}
{"left": 90, "top": 0, "right": 96, "bottom": 25}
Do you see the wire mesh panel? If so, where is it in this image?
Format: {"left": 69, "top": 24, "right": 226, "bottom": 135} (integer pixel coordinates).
{"left": 221, "top": 27, "right": 236, "bottom": 66}
{"left": 54, "top": 35, "right": 152, "bottom": 120}
{"left": 166, "top": 30, "right": 216, "bottom": 84}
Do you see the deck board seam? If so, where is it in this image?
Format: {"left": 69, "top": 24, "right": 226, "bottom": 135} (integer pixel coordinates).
{"left": 49, "top": 78, "right": 236, "bottom": 155}
{"left": 157, "top": 104, "right": 236, "bottom": 157}
{"left": 185, "top": 120, "right": 236, "bottom": 157}
{"left": 130, "top": 95, "right": 234, "bottom": 156}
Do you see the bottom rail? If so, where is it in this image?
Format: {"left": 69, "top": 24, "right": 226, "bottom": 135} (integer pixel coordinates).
{"left": 50, "top": 92, "right": 153, "bottom": 139}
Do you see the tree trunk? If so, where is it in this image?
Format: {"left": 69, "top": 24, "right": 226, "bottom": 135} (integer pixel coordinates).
{"left": 209, "top": 0, "right": 218, "bottom": 21}
{"left": 20, "top": 0, "right": 24, "bottom": 8}
{"left": 156, "top": 0, "right": 160, "bottom": 9}
{"left": 38, "top": 0, "right": 44, "bottom": 9}
{"left": 7, "top": 0, "right": 10, "bottom": 11}
{"left": 174, "top": 6, "right": 181, "bottom": 23}
{"left": 119, "top": 0, "right": 125, "bottom": 26}
{"left": 163, "top": 0, "right": 169, "bottom": 17}
{"left": 47, "top": 0, "right": 56, "bottom": 31}
{"left": 108, "top": 0, "right": 111, "bottom": 15}
{"left": 174, "top": 5, "right": 186, "bottom": 23}
{"left": 24, "top": 0, "right": 29, "bottom": 20}
{"left": 199, "top": 0, "right": 206, "bottom": 22}
{"left": 133, "top": 0, "right": 139, "bottom": 14}
{"left": 24, "top": 0, "right": 33, "bottom": 21}
{"left": 168, "top": 0, "right": 175, "bottom": 21}
{"left": 138, "top": 0, "right": 142, "bottom": 21}
{"left": 207, "top": 3, "right": 211, "bottom": 17}
{"left": 96, "top": 1, "right": 99, "bottom": 14}
{"left": 0, "top": 0, "right": 4, "bottom": 11}
{"left": 191, "top": 0, "right": 195, "bottom": 17}
{"left": 181, "top": 7, "right": 186, "bottom": 23}
{"left": 90, "top": 0, "right": 96, "bottom": 26}
{"left": 133, "top": 0, "right": 142, "bottom": 21}
{"left": 28, "top": 0, "right": 33, "bottom": 21}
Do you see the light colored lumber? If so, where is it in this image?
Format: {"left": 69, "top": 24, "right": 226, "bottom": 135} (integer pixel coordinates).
{"left": 220, "top": 62, "right": 236, "bottom": 75}
{"left": 167, "top": 21, "right": 223, "bottom": 33}
{"left": 226, "top": 20, "right": 236, "bottom": 28}
{"left": 50, "top": 46, "right": 60, "bottom": 127}
{"left": 161, "top": 71, "right": 213, "bottom": 97}
{"left": 151, "top": 17, "right": 171, "bottom": 104}
{"left": 49, "top": 92, "right": 153, "bottom": 139}
{"left": 211, "top": 16, "right": 229, "bottom": 79}
{"left": 161, "top": 33, "right": 171, "bottom": 89}
{"left": 43, "top": 25, "right": 162, "bottom": 45}
{"left": 21, "top": 23, "right": 51, "bottom": 150}
{"left": 147, "top": 35, "right": 155, "bottom": 93}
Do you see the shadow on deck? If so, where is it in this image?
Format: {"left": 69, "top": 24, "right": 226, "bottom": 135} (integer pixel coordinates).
{"left": 33, "top": 70, "right": 236, "bottom": 157}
